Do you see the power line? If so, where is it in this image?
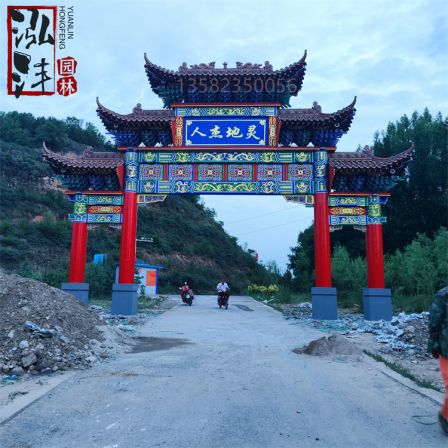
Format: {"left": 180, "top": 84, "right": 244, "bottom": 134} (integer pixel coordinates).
{"left": 224, "top": 205, "right": 300, "bottom": 225}
{"left": 238, "top": 216, "right": 312, "bottom": 237}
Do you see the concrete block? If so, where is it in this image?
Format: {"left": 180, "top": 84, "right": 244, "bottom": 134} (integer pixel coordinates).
{"left": 363, "top": 288, "right": 392, "bottom": 321}
{"left": 311, "top": 287, "right": 338, "bottom": 320}
{"left": 111, "top": 283, "right": 138, "bottom": 316}
{"left": 60, "top": 283, "right": 89, "bottom": 305}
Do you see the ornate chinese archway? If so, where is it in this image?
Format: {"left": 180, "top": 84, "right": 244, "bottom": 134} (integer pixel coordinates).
{"left": 44, "top": 52, "right": 412, "bottom": 319}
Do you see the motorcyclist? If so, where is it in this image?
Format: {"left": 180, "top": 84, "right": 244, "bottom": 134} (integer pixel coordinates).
{"left": 179, "top": 282, "right": 190, "bottom": 300}
{"left": 216, "top": 279, "right": 230, "bottom": 307}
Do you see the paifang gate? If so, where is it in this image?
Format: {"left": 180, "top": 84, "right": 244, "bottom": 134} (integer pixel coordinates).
{"left": 44, "top": 51, "right": 413, "bottom": 319}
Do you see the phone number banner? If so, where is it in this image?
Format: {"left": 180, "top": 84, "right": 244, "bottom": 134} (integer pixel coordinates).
{"left": 185, "top": 118, "right": 268, "bottom": 146}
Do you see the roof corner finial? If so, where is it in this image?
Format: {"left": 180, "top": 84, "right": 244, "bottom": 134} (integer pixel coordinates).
{"left": 362, "top": 145, "right": 374, "bottom": 156}
{"left": 96, "top": 97, "right": 102, "bottom": 108}
{"left": 223, "top": 62, "right": 228, "bottom": 69}
{"left": 144, "top": 53, "right": 150, "bottom": 64}
{"left": 300, "top": 49, "right": 307, "bottom": 63}
{"left": 133, "top": 103, "right": 142, "bottom": 113}
{"left": 84, "top": 146, "right": 94, "bottom": 156}
{"left": 312, "top": 101, "right": 321, "bottom": 112}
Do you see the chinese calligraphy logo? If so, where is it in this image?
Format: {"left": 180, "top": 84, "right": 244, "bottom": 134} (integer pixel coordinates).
{"left": 7, "top": 5, "right": 78, "bottom": 98}
{"left": 7, "top": 6, "right": 56, "bottom": 97}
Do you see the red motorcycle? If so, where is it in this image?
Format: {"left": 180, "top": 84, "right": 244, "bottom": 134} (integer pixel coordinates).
{"left": 218, "top": 291, "right": 229, "bottom": 309}
{"left": 179, "top": 286, "right": 194, "bottom": 306}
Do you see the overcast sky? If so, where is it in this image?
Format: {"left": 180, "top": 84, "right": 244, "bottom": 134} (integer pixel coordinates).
{"left": 1, "top": 0, "right": 447, "bottom": 270}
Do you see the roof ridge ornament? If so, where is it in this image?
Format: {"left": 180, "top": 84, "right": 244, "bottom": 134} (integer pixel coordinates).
{"left": 312, "top": 101, "right": 321, "bottom": 112}
{"left": 361, "top": 145, "right": 374, "bottom": 156}
{"left": 133, "top": 103, "right": 143, "bottom": 114}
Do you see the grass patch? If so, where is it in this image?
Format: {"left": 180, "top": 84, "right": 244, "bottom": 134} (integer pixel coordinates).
{"left": 364, "top": 350, "right": 441, "bottom": 392}
{"left": 248, "top": 288, "right": 309, "bottom": 306}
{"left": 89, "top": 295, "right": 167, "bottom": 312}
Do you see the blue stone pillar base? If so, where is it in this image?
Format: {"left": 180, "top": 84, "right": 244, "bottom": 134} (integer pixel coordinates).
{"left": 111, "top": 283, "right": 138, "bottom": 316}
{"left": 363, "top": 288, "right": 392, "bottom": 321}
{"left": 311, "top": 287, "right": 338, "bottom": 320}
{"left": 61, "top": 283, "right": 89, "bottom": 305}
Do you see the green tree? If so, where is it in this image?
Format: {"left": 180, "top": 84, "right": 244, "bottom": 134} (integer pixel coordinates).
{"left": 372, "top": 109, "right": 448, "bottom": 253}
{"left": 288, "top": 225, "right": 314, "bottom": 292}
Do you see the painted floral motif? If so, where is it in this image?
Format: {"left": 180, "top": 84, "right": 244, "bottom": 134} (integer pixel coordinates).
{"left": 169, "top": 165, "right": 193, "bottom": 180}
{"left": 288, "top": 164, "right": 313, "bottom": 180}
{"left": 228, "top": 165, "right": 253, "bottom": 181}
{"left": 86, "top": 195, "right": 123, "bottom": 205}
{"left": 175, "top": 152, "right": 190, "bottom": 163}
{"left": 257, "top": 165, "right": 282, "bottom": 180}
{"left": 142, "top": 152, "right": 157, "bottom": 162}
{"left": 139, "top": 164, "right": 163, "bottom": 180}
{"left": 295, "top": 152, "right": 311, "bottom": 163}
{"left": 260, "top": 152, "right": 275, "bottom": 163}
{"left": 197, "top": 164, "right": 223, "bottom": 181}
{"left": 126, "top": 165, "right": 137, "bottom": 178}
{"left": 330, "top": 207, "right": 366, "bottom": 216}
{"left": 295, "top": 181, "right": 311, "bottom": 193}
{"left": 87, "top": 214, "right": 122, "bottom": 224}
{"left": 141, "top": 181, "right": 156, "bottom": 193}
{"left": 174, "top": 181, "right": 190, "bottom": 193}
{"left": 74, "top": 202, "right": 87, "bottom": 215}
{"left": 331, "top": 196, "right": 367, "bottom": 206}
{"left": 193, "top": 183, "right": 256, "bottom": 193}
{"left": 195, "top": 152, "right": 256, "bottom": 162}
{"left": 260, "top": 181, "right": 276, "bottom": 194}
{"left": 367, "top": 203, "right": 381, "bottom": 217}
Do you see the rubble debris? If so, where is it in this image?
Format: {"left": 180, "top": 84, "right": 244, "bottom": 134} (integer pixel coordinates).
{"left": 283, "top": 303, "right": 432, "bottom": 362}
{"left": 294, "top": 334, "right": 361, "bottom": 357}
{"left": 0, "top": 271, "right": 128, "bottom": 378}
{"left": 88, "top": 304, "right": 163, "bottom": 331}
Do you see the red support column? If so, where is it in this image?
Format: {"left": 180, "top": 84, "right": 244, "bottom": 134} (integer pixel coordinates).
{"left": 366, "top": 224, "right": 385, "bottom": 288}
{"left": 314, "top": 192, "right": 332, "bottom": 287}
{"left": 118, "top": 191, "right": 138, "bottom": 284}
{"left": 68, "top": 221, "right": 88, "bottom": 283}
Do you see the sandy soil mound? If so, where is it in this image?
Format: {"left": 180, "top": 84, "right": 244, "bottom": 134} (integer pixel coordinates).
{"left": 0, "top": 271, "right": 125, "bottom": 377}
{"left": 294, "top": 334, "right": 361, "bottom": 357}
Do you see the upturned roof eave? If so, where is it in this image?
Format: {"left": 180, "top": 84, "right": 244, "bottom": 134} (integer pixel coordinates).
{"left": 43, "top": 143, "right": 123, "bottom": 172}
{"left": 330, "top": 144, "right": 414, "bottom": 172}
{"left": 143, "top": 51, "right": 307, "bottom": 79}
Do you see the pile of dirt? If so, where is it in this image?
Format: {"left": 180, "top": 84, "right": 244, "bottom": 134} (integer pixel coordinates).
{"left": 0, "top": 271, "right": 125, "bottom": 377}
{"left": 294, "top": 334, "right": 361, "bottom": 357}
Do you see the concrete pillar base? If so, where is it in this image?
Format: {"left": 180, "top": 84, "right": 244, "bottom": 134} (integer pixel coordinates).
{"left": 61, "top": 283, "right": 89, "bottom": 305}
{"left": 311, "top": 287, "right": 338, "bottom": 320}
{"left": 363, "top": 288, "right": 392, "bottom": 321}
{"left": 111, "top": 283, "right": 138, "bottom": 316}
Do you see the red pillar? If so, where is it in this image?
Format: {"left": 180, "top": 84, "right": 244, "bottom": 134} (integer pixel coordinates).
{"left": 366, "top": 224, "right": 385, "bottom": 288}
{"left": 314, "top": 192, "right": 332, "bottom": 287}
{"left": 68, "top": 222, "right": 88, "bottom": 283}
{"left": 118, "top": 191, "right": 138, "bottom": 284}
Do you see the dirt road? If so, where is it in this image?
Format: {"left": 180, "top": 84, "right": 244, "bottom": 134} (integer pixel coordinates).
{"left": 0, "top": 295, "right": 445, "bottom": 447}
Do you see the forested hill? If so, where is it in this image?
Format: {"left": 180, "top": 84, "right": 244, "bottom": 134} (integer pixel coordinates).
{"left": 0, "top": 112, "right": 273, "bottom": 295}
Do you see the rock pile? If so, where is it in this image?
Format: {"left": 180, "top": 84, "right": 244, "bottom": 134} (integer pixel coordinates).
{"left": 283, "top": 303, "right": 431, "bottom": 360}
{"left": 0, "top": 272, "right": 119, "bottom": 378}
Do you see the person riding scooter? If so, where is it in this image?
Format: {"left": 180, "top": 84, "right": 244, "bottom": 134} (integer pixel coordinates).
{"left": 179, "top": 282, "right": 194, "bottom": 305}
{"left": 216, "top": 280, "right": 230, "bottom": 309}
